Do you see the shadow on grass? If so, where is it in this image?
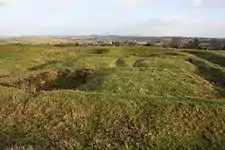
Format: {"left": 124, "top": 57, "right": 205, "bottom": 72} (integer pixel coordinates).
{"left": 50, "top": 67, "right": 115, "bottom": 92}
{"left": 147, "top": 52, "right": 187, "bottom": 58}
{"left": 187, "top": 58, "right": 225, "bottom": 97}
{"left": 0, "top": 130, "right": 60, "bottom": 149}
{"left": 91, "top": 47, "right": 110, "bottom": 55}
{"left": 186, "top": 51, "right": 225, "bottom": 68}
{"left": 164, "top": 52, "right": 187, "bottom": 57}
{"left": 78, "top": 68, "right": 115, "bottom": 92}
{"left": 0, "top": 67, "right": 115, "bottom": 93}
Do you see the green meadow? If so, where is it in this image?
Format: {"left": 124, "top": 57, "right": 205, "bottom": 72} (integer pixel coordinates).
{"left": 1, "top": 44, "right": 225, "bottom": 149}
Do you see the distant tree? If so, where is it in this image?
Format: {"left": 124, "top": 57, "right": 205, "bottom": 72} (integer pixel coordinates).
{"left": 74, "top": 43, "right": 80, "bottom": 46}
{"left": 221, "top": 40, "right": 225, "bottom": 50}
{"left": 210, "top": 39, "right": 223, "bottom": 50}
{"left": 183, "top": 41, "right": 192, "bottom": 49}
{"left": 145, "top": 42, "right": 154, "bottom": 46}
{"left": 193, "top": 38, "right": 200, "bottom": 49}
{"left": 184, "top": 38, "right": 201, "bottom": 49}
{"left": 168, "top": 37, "right": 181, "bottom": 48}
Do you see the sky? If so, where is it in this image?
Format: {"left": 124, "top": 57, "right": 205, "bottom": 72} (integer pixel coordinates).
{"left": 0, "top": 0, "right": 225, "bottom": 37}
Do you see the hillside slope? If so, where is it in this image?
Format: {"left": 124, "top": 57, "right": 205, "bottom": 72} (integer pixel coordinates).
{"left": 0, "top": 45, "right": 225, "bottom": 149}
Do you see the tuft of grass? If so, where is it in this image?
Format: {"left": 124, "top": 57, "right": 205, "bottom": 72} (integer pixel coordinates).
{"left": 133, "top": 59, "right": 149, "bottom": 68}
{"left": 115, "top": 58, "right": 128, "bottom": 67}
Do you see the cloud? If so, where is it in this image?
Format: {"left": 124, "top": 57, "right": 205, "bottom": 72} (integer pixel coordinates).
{"left": 0, "top": 0, "right": 224, "bottom": 37}
{"left": 45, "top": 0, "right": 85, "bottom": 12}
{"left": 192, "top": 0, "right": 202, "bottom": 7}
{"left": 119, "top": 0, "right": 142, "bottom": 5}
{"left": 54, "top": 0, "right": 77, "bottom": 8}
{"left": 0, "top": 0, "right": 18, "bottom": 6}
{"left": 110, "top": 15, "right": 225, "bottom": 37}
{"left": 117, "top": 0, "right": 162, "bottom": 6}
{"left": 1, "top": 14, "right": 225, "bottom": 37}
{"left": 0, "top": 0, "right": 78, "bottom": 9}
{"left": 192, "top": 0, "right": 225, "bottom": 7}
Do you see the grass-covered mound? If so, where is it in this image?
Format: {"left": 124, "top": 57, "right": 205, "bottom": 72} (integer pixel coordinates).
{"left": 0, "top": 44, "right": 225, "bottom": 149}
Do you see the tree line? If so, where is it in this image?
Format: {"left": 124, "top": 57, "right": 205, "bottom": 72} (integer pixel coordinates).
{"left": 167, "top": 37, "right": 225, "bottom": 50}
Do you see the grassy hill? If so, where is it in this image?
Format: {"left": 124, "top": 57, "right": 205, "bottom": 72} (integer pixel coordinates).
{"left": 0, "top": 44, "right": 225, "bottom": 149}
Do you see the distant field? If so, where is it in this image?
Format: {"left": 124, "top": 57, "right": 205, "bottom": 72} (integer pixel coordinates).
{"left": 0, "top": 44, "right": 225, "bottom": 149}
{"left": 0, "top": 37, "right": 78, "bottom": 45}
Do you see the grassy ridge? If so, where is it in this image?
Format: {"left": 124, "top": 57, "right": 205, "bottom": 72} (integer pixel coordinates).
{"left": 0, "top": 45, "right": 225, "bottom": 149}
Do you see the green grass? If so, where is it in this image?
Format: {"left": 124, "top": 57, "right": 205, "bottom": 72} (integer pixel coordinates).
{"left": 1, "top": 45, "right": 225, "bottom": 149}
{"left": 185, "top": 50, "right": 225, "bottom": 68}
